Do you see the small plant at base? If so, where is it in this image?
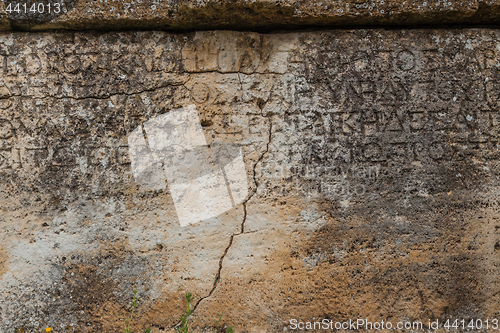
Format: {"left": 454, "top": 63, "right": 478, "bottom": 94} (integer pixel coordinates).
{"left": 124, "top": 287, "right": 139, "bottom": 333}
{"left": 213, "top": 312, "right": 235, "bottom": 333}
{"left": 176, "top": 293, "right": 235, "bottom": 333}
{"left": 213, "top": 312, "right": 223, "bottom": 333}
{"left": 177, "top": 293, "right": 194, "bottom": 333}
{"left": 123, "top": 287, "right": 151, "bottom": 333}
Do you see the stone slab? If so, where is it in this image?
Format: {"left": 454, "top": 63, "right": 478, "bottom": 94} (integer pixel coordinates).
{"left": 1, "top": 29, "right": 500, "bottom": 331}
{"left": 2, "top": 0, "right": 500, "bottom": 31}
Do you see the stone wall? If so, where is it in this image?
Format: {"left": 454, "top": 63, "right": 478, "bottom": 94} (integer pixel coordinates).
{"left": 1, "top": 3, "right": 500, "bottom": 333}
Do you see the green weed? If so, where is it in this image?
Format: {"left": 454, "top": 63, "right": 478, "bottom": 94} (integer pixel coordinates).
{"left": 177, "top": 293, "right": 234, "bottom": 333}
{"left": 123, "top": 287, "right": 151, "bottom": 333}
{"left": 177, "top": 292, "right": 194, "bottom": 333}
{"left": 123, "top": 289, "right": 233, "bottom": 333}
{"left": 214, "top": 312, "right": 223, "bottom": 332}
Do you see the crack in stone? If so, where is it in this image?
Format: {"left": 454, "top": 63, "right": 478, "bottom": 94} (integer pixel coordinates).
{"left": 176, "top": 111, "right": 273, "bottom": 327}
{"left": 237, "top": 72, "right": 243, "bottom": 94}
{"left": 0, "top": 69, "right": 285, "bottom": 102}
{"left": 0, "top": 82, "right": 188, "bottom": 101}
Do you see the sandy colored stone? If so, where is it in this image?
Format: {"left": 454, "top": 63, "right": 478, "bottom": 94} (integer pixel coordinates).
{"left": 1, "top": 29, "right": 500, "bottom": 332}
{"left": 1, "top": 0, "right": 500, "bottom": 31}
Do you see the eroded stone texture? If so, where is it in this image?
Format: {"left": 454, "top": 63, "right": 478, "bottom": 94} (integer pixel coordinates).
{"left": 0, "top": 29, "right": 500, "bottom": 332}
{"left": 2, "top": 0, "right": 500, "bottom": 31}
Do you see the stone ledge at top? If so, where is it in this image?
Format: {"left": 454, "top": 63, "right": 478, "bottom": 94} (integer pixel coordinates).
{"left": 1, "top": 0, "right": 500, "bottom": 31}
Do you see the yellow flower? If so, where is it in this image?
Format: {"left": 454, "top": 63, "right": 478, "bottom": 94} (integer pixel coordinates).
{"left": 46, "top": 328, "right": 51, "bottom": 332}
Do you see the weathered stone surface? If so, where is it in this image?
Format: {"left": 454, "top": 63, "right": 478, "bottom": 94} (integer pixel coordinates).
{"left": 1, "top": 29, "right": 500, "bottom": 332}
{"left": 2, "top": 0, "right": 500, "bottom": 31}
